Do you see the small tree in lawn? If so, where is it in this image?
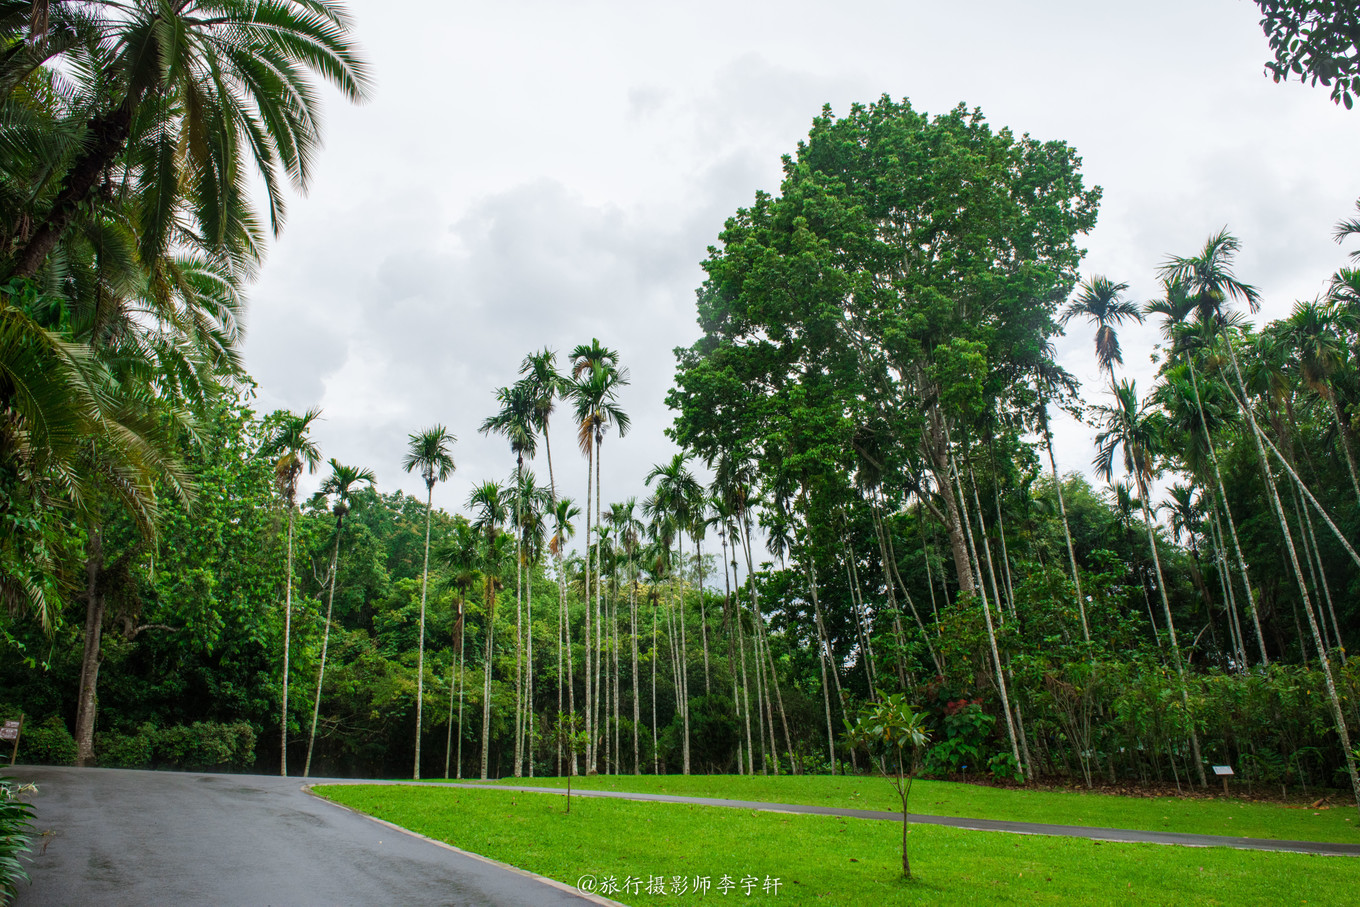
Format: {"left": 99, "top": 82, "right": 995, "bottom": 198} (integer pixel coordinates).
{"left": 544, "top": 712, "right": 590, "bottom": 813}
{"left": 845, "top": 693, "right": 931, "bottom": 880}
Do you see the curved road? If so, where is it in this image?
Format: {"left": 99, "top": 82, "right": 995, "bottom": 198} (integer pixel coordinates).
{"left": 10, "top": 766, "right": 611, "bottom": 907}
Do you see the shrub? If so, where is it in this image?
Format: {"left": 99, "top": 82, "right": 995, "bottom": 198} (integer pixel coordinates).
{"left": 152, "top": 722, "right": 256, "bottom": 771}
{"left": 95, "top": 727, "right": 154, "bottom": 769}
{"left": 0, "top": 776, "right": 35, "bottom": 905}
{"left": 17, "top": 717, "right": 75, "bottom": 766}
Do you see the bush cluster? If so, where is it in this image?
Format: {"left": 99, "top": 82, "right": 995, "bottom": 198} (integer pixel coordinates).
{"left": 0, "top": 776, "right": 35, "bottom": 906}
{"left": 4, "top": 716, "right": 256, "bottom": 772}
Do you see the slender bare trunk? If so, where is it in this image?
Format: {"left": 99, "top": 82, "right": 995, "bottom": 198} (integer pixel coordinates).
{"left": 1186, "top": 356, "right": 1267, "bottom": 663}
{"left": 75, "top": 530, "right": 105, "bottom": 768}
{"left": 281, "top": 506, "right": 296, "bottom": 776}
{"left": 304, "top": 517, "right": 344, "bottom": 777}
{"left": 480, "top": 580, "right": 497, "bottom": 780}
{"left": 583, "top": 446, "right": 594, "bottom": 770}
{"left": 1223, "top": 345, "right": 1359, "bottom": 810}
{"left": 953, "top": 455, "right": 1022, "bottom": 775}
{"left": 1042, "top": 405, "right": 1090, "bottom": 642}
{"left": 414, "top": 485, "right": 434, "bottom": 780}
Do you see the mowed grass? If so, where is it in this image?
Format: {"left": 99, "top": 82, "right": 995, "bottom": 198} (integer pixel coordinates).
{"left": 467, "top": 773, "right": 1360, "bottom": 843}
{"left": 318, "top": 784, "right": 1358, "bottom": 906}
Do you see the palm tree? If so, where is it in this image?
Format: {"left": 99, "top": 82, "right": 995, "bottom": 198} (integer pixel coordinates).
{"left": 3, "top": 0, "right": 372, "bottom": 280}
{"left": 263, "top": 407, "right": 322, "bottom": 776}
{"left": 521, "top": 348, "right": 562, "bottom": 503}
{"left": 645, "top": 453, "right": 702, "bottom": 774}
{"left": 1093, "top": 379, "right": 1206, "bottom": 787}
{"left": 481, "top": 382, "right": 539, "bottom": 775}
{"left": 303, "top": 459, "right": 375, "bottom": 777}
{"left": 1060, "top": 276, "right": 1143, "bottom": 387}
{"left": 469, "top": 479, "right": 508, "bottom": 780}
{"left": 1162, "top": 231, "right": 1360, "bottom": 811}
{"left": 1281, "top": 299, "right": 1360, "bottom": 505}
{"left": 402, "top": 425, "right": 457, "bottom": 780}
{"left": 1147, "top": 283, "right": 1269, "bottom": 665}
{"left": 568, "top": 339, "right": 630, "bottom": 769}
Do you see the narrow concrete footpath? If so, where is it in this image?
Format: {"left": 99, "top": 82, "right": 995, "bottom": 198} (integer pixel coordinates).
{"left": 382, "top": 781, "right": 1360, "bottom": 857}
{"left": 9, "top": 766, "right": 613, "bottom": 907}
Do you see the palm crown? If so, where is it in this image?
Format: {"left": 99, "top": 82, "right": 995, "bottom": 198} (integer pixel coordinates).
{"left": 403, "top": 425, "right": 456, "bottom": 491}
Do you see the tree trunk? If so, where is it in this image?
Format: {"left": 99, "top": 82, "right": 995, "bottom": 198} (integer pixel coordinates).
{"left": 696, "top": 536, "right": 711, "bottom": 694}
{"left": 11, "top": 102, "right": 134, "bottom": 280}
{"left": 1222, "top": 345, "right": 1360, "bottom": 812}
{"left": 74, "top": 529, "right": 106, "bottom": 768}
{"left": 582, "top": 445, "right": 594, "bottom": 770}
{"left": 414, "top": 485, "right": 433, "bottom": 780}
{"left": 513, "top": 479, "right": 524, "bottom": 778}
{"left": 1041, "top": 404, "right": 1091, "bottom": 643}
{"left": 953, "top": 455, "right": 1023, "bottom": 775}
{"left": 304, "top": 516, "right": 344, "bottom": 778}
{"left": 480, "top": 581, "right": 497, "bottom": 780}
{"left": 281, "top": 506, "right": 296, "bottom": 776}
{"left": 1186, "top": 356, "right": 1267, "bottom": 664}
{"left": 677, "top": 532, "right": 691, "bottom": 775}
{"left": 1135, "top": 472, "right": 1206, "bottom": 787}
{"left": 631, "top": 552, "right": 641, "bottom": 774}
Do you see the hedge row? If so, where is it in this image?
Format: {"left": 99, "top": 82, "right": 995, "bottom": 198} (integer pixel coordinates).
{"left": 2, "top": 716, "right": 256, "bottom": 772}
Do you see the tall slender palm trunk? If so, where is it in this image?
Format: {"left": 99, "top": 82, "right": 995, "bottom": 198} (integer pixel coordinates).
{"left": 805, "top": 557, "right": 837, "bottom": 772}
{"left": 480, "top": 578, "right": 497, "bottom": 780}
{"left": 513, "top": 521, "right": 524, "bottom": 777}
{"left": 675, "top": 533, "right": 692, "bottom": 775}
{"left": 1134, "top": 471, "right": 1206, "bottom": 787}
{"left": 724, "top": 533, "right": 754, "bottom": 775}
{"left": 304, "top": 519, "right": 344, "bottom": 778}
{"left": 456, "top": 615, "right": 466, "bottom": 778}
{"left": 695, "top": 536, "right": 711, "bottom": 693}
{"left": 582, "top": 446, "right": 594, "bottom": 770}
{"left": 281, "top": 511, "right": 295, "bottom": 776}
{"left": 1185, "top": 357, "right": 1267, "bottom": 663}
{"left": 594, "top": 437, "right": 605, "bottom": 772}
{"left": 1222, "top": 345, "right": 1360, "bottom": 812}
{"left": 1041, "top": 406, "right": 1090, "bottom": 643}
{"left": 952, "top": 455, "right": 1023, "bottom": 775}
{"left": 741, "top": 523, "right": 794, "bottom": 771}
{"left": 414, "top": 485, "right": 434, "bottom": 780}
{"left": 631, "top": 559, "right": 641, "bottom": 773}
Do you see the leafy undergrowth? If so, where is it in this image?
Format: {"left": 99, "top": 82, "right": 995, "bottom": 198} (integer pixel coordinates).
{"left": 318, "top": 784, "right": 1358, "bottom": 907}
{"left": 459, "top": 773, "right": 1360, "bottom": 843}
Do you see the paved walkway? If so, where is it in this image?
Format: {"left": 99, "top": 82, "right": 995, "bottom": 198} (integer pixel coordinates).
{"left": 9, "top": 766, "right": 612, "bottom": 907}
{"left": 359, "top": 781, "right": 1360, "bottom": 857}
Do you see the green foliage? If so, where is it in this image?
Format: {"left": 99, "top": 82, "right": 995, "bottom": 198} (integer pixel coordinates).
{"left": 150, "top": 722, "right": 257, "bottom": 772}
{"left": 922, "top": 699, "right": 994, "bottom": 778}
{"left": 94, "top": 726, "right": 155, "bottom": 769}
{"left": 18, "top": 716, "right": 76, "bottom": 766}
{"left": 0, "top": 776, "right": 36, "bottom": 906}
{"left": 1257, "top": 1, "right": 1360, "bottom": 107}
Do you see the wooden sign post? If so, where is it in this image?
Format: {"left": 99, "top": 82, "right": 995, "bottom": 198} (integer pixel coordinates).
{"left": 1, "top": 716, "right": 22, "bottom": 766}
{"left": 1212, "top": 764, "right": 1234, "bottom": 796}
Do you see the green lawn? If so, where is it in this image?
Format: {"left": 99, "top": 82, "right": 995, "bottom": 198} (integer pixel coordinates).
{"left": 459, "top": 773, "right": 1360, "bottom": 843}
{"left": 318, "top": 784, "right": 1359, "bottom": 907}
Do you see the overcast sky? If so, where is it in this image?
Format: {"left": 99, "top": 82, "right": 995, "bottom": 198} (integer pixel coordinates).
{"left": 240, "top": 0, "right": 1360, "bottom": 538}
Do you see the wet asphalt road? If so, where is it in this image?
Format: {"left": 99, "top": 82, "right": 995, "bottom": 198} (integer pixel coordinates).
{"left": 9, "top": 766, "right": 604, "bottom": 907}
